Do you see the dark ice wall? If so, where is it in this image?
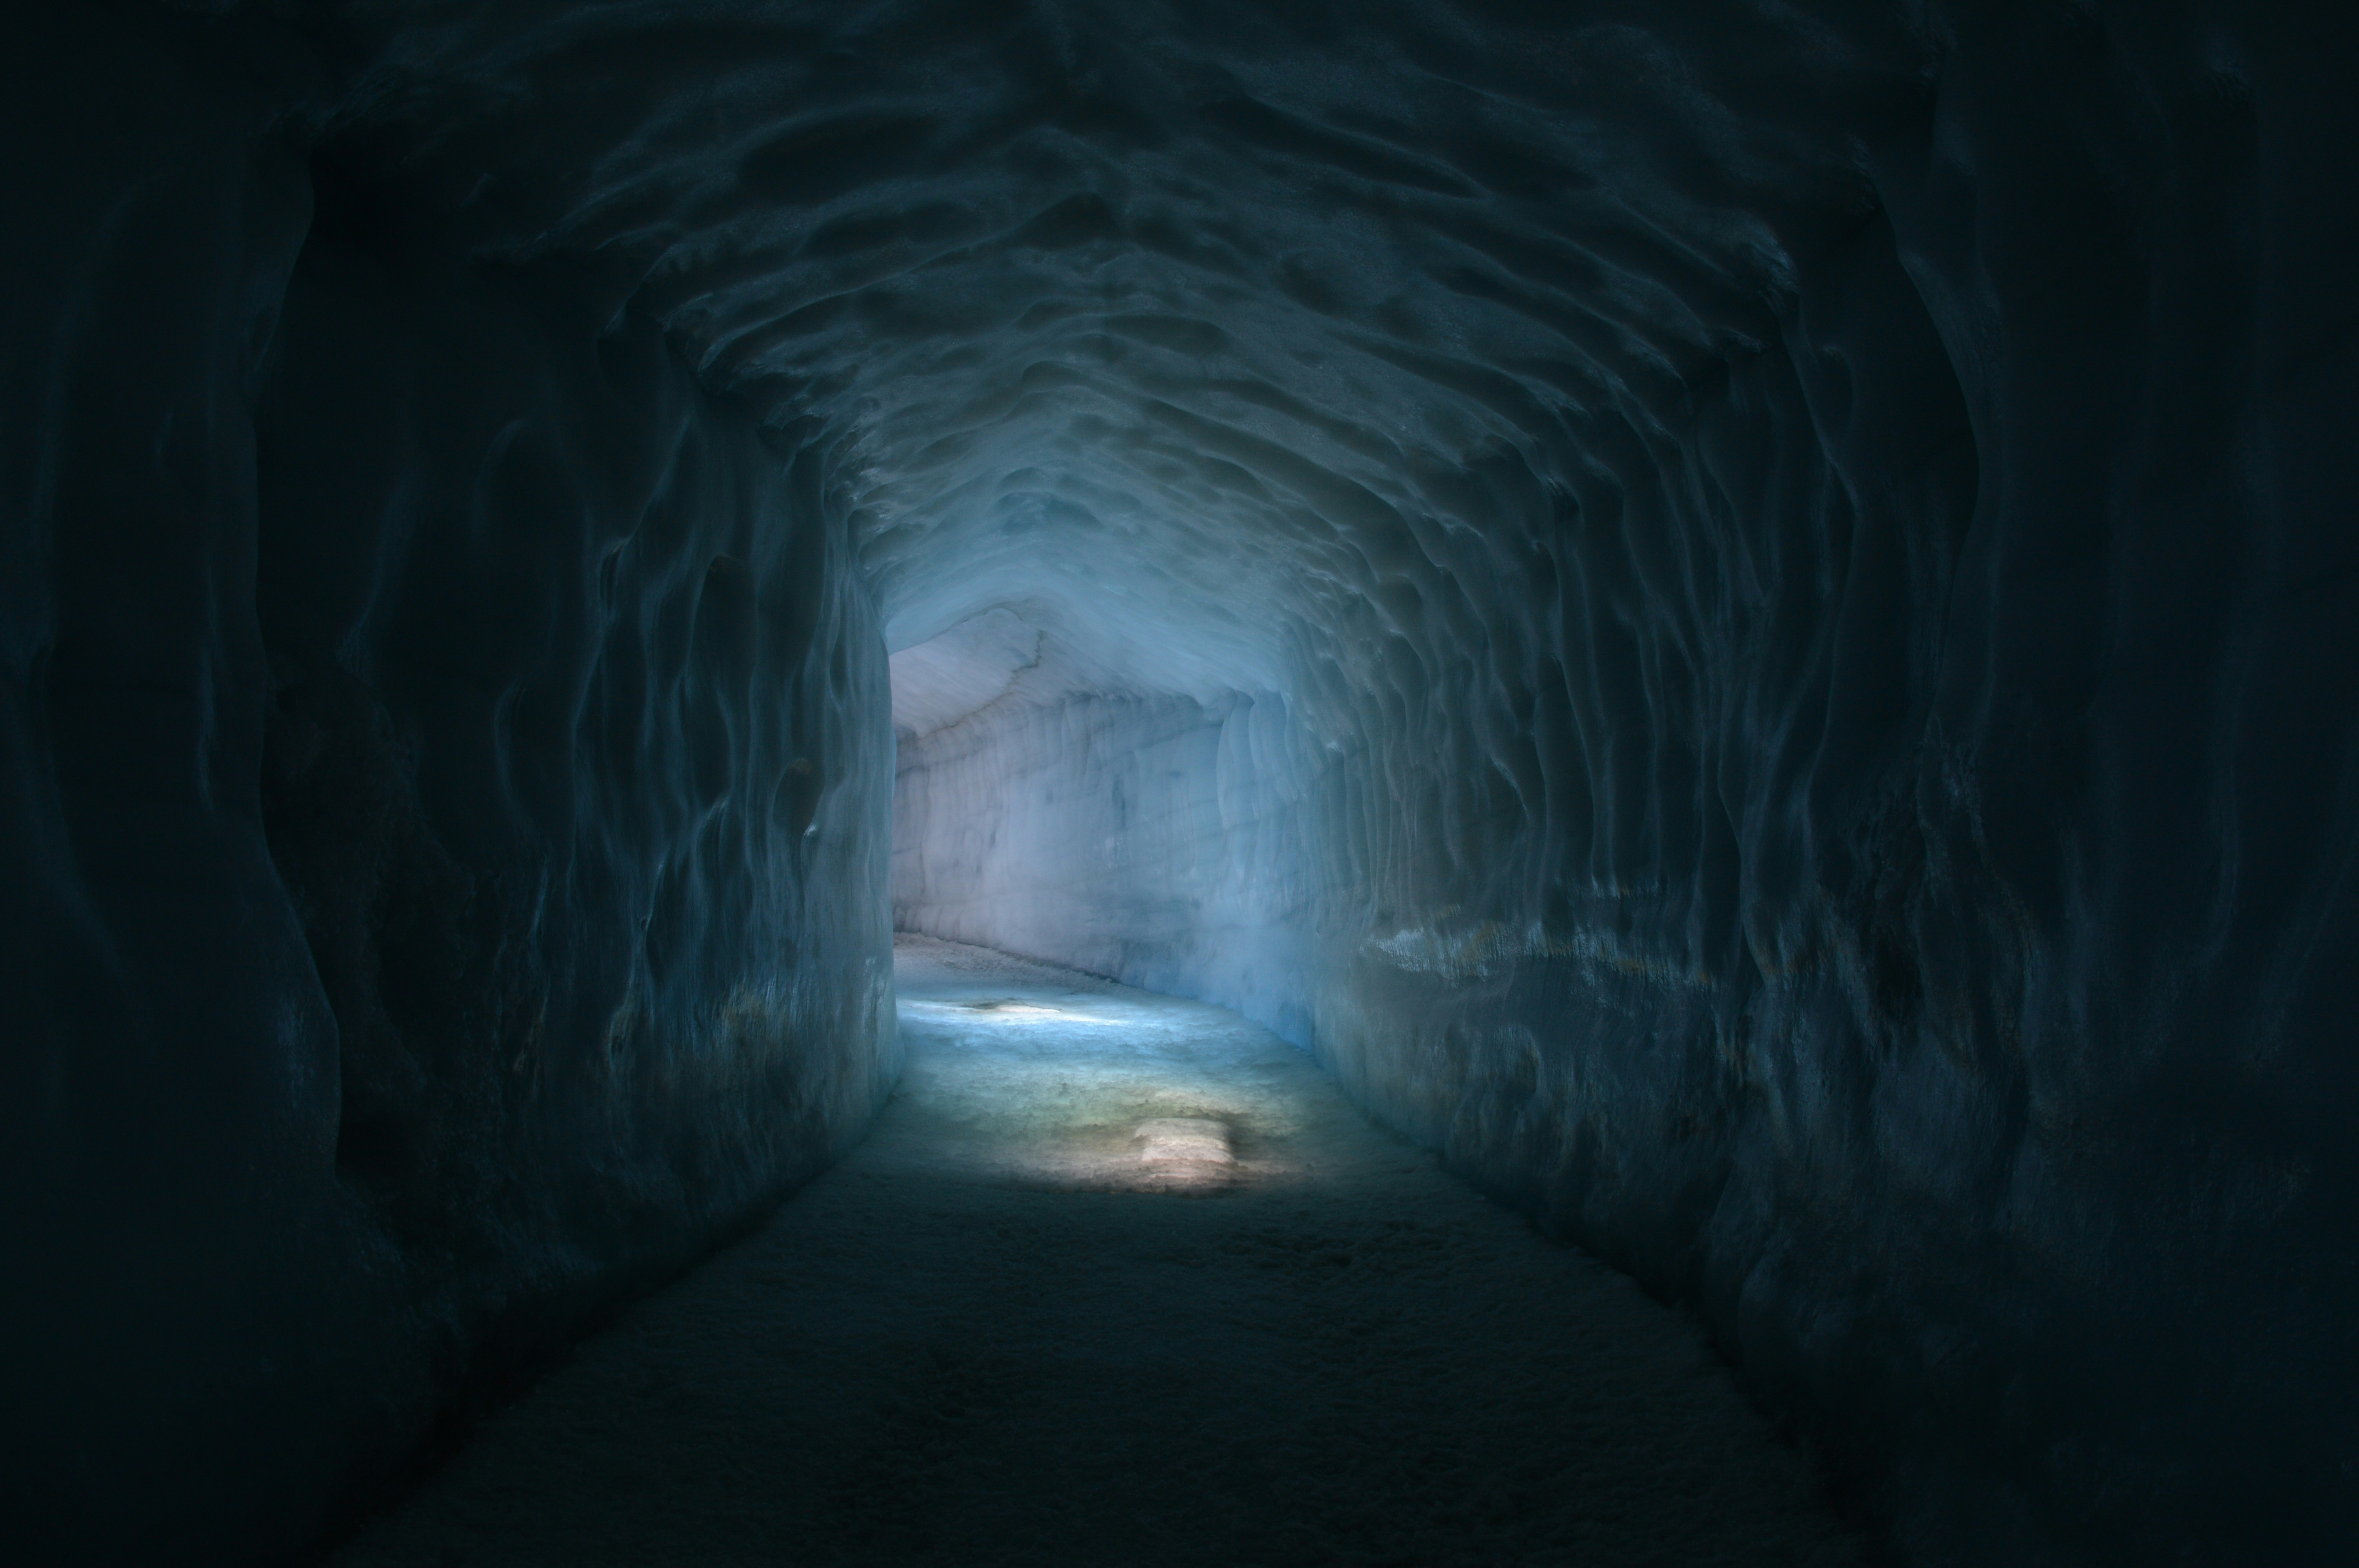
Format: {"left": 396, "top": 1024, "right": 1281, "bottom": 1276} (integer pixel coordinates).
{"left": 1306, "top": 16, "right": 2359, "bottom": 1563}
{"left": 0, "top": 9, "right": 895, "bottom": 1561}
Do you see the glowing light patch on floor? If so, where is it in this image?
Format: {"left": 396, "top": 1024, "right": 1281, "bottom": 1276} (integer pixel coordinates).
{"left": 880, "top": 940, "right": 1327, "bottom": 1195}
{"left": 1133, "top": 1118, "right": 1232, "bottom": 1164}
{"left": 1130, "top": 1117, "right": 1235, "bottom": 1191}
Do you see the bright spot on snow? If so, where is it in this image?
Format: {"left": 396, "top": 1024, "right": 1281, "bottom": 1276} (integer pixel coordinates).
{"left": 884, "top": 938, "right": 1339, "bottom": 1196}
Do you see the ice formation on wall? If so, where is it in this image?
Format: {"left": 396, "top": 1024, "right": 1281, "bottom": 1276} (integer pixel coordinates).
{"left": 888, "top": 608, "right": 1042, "bottom": 740}
{"left": 2, "top": 2, "right": 2352, "bottom": 1564}
{"left": 894, "top": 683, "right": 1316, "bottom": 1042}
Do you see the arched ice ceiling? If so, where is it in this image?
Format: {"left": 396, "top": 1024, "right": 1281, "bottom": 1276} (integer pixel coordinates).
{"left": 305, "top": 0, "right": 1920, "bottom": 715}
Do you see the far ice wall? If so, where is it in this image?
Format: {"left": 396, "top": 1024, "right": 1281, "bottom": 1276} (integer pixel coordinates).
{"left": 891, "top": 685, "right": 1316, "bottom": 1047}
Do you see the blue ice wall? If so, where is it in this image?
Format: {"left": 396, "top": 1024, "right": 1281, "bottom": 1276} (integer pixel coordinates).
{"left": 1, "top": 10, "right": 895, "bottom": 1561}
{"left": 892, "top": 688, "right": 1316, "bottom": 1045}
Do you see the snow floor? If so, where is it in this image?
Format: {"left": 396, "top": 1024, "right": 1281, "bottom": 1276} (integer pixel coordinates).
{"left": 330, "top": 936, "right": 1867, "bottom": 1566}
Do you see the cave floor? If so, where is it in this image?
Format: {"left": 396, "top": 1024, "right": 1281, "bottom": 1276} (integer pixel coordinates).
{"left": 330, "top": 936, "right": 1865, "bottom": 1567}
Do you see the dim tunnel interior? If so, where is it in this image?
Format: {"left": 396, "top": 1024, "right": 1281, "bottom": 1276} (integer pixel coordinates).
{"left": 323, "top": 935, "right": 1873, "bottom": 1566}
{"left": 3, "top": 3, "right": 2355, "bottom": 1565}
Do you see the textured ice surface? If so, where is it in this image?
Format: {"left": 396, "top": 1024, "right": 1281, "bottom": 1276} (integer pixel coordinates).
{"left": 888, "top": 607, "right": 1041, "bottom": 740}
{"left": 3, "top": 2, "right": 2354, "bottom": 1563}
{"left": 325, "top": 937, "right": 1866, "bottom": 1567}
{"left": 4, "top": 9, "right": 898, "bottom": 1561}
{"left": 895, "top": 687, "right": 1316, "bottom": 1043}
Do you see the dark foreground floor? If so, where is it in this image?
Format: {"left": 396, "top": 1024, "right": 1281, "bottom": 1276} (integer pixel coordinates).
{"left": 331, "top": 937, "right": 1866, "bottom": 1566}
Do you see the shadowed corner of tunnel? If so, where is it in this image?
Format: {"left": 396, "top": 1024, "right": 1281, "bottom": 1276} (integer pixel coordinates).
{"left": 3, "top": 3, "right": 2355, "bottom": 1566}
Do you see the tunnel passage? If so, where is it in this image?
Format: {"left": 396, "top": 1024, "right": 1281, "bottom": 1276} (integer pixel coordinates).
{"left": 327, "top": 936, "right": 1873, "bottom": 1567}
{"left": 3, "top": 3, "right": 2355, "bottom": 1566}
{"left": 889, "top": 606, "right": 1316, "bottom": 1043}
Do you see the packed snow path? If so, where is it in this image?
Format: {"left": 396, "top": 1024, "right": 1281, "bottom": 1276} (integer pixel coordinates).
{"left": 333, "top": 938, "right": 1864, "bottom": 1566}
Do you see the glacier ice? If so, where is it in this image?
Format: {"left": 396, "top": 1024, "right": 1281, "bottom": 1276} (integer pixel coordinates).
{"left": 2, "top": 2, "right": 2352, "bottom": 1563}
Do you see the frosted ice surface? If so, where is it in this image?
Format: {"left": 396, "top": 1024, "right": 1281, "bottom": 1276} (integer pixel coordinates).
{"left": 1132, "top": 1118, "right": 1233, "bottom": 1165}
{"left": 889, "top": 607, "right": 1041, "bottom": 740}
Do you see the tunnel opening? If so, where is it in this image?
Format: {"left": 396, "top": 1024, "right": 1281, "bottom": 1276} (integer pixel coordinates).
{"left": 885, "top": 594, "right": 1318, "bottom": 1047}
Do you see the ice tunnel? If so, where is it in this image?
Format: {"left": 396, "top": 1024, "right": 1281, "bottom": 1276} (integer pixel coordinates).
{"left": 3, "top": 2, "right": 2354, "bottom": 1563}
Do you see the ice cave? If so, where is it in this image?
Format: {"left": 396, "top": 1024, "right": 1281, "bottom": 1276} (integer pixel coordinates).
{"left": 3, "top": 3, "right": 2353, "bottom": 1564}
